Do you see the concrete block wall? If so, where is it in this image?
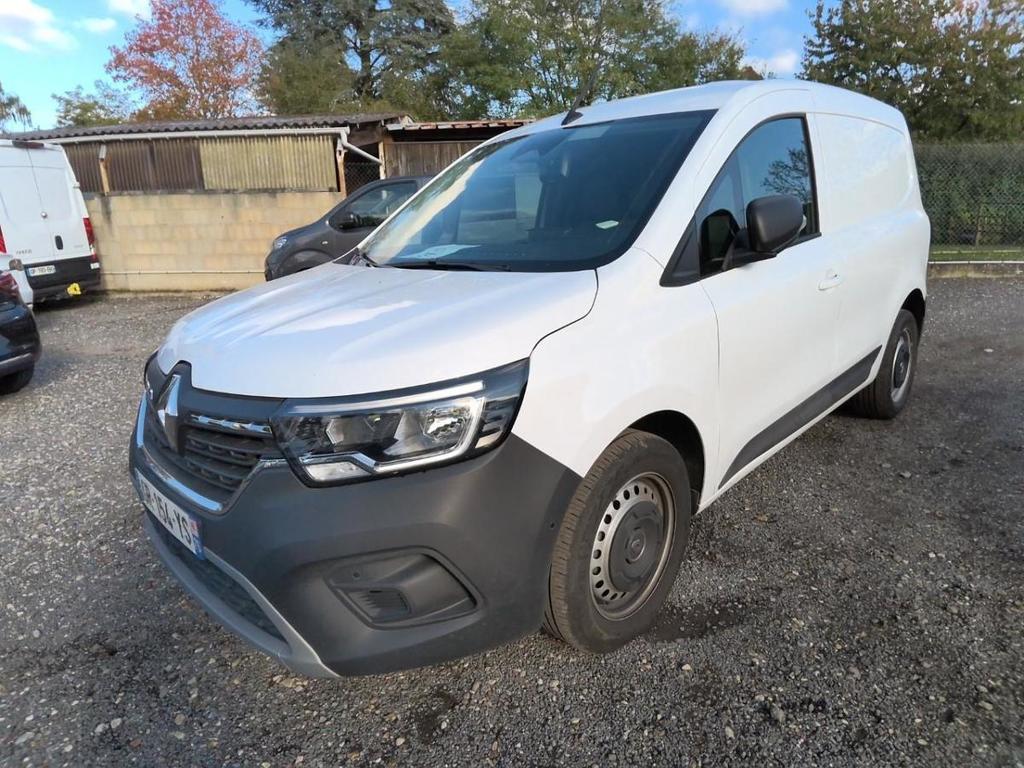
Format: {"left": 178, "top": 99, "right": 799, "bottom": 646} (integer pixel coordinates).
{"left": 85, "top": 190, "right": 343, "bottom": 291}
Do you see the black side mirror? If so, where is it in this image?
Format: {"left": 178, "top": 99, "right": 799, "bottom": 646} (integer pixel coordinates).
{"left": 746, "top": 194, "right": 804, "bottom": 254}
{"left": 333, "top": 211, "right": 362, "bottom": 230}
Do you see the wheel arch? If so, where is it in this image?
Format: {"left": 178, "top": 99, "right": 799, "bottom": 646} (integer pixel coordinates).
{"left": 902, "top": 288, "right": 926, "bottom": 333}
{"left": 629, "top": 410, "right": 706, "bottom": 508}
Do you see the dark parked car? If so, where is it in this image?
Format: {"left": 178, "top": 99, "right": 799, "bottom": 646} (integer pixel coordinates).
{"left": 0, "top": 265, "right": 41, "bottom": 394}
{"left": 264, "top": 176, "right": 431, "bottom": 280}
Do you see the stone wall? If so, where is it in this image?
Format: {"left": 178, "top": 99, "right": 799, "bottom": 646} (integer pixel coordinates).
{"left": 85, "top": 190, "right": 343, "bottom": 291}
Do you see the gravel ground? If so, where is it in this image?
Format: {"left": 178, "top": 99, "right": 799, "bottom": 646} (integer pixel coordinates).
{"left": 1, "top": 279, "right": 1022, "bottom": 767}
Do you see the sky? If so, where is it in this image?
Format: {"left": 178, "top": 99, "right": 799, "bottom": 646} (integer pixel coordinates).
{"left": 0, "top": 0, "right": 819, "bottom": 130}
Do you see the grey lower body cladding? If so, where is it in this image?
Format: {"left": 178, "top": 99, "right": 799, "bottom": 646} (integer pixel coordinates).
{"left": 719, "top": 346, "right": 882, "bottom": 489}
{"left": 131, "top": 407, "right": 581, "bottom": 676}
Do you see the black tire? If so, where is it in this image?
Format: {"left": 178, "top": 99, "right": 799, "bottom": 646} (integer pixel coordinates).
{"left": 544, "top": 429, "right": 692, "bottom": 652}
{"left": 0, "top": 366, "right": 34, "bottom": 395}
{"left": 848, "top": 309, "right": 919, "bottom": 419}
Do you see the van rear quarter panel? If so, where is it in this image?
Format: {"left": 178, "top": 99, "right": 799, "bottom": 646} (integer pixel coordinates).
{"left": 811, "top": 111, "right": 930, "bottom": 370}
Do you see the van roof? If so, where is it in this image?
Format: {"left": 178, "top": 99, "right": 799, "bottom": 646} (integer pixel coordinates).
{"left": 511, "top": 80, "right": 907, "bottom": 136}
{"left": 0, "top": 138, "right": 61, "bottom": 151}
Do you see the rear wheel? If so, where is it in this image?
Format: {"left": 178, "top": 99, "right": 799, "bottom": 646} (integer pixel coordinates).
{"left": 544, "top": 430, "right": 691, "bottom": 652}
{"left": 0, "top": 366, "right": 34, "bottom": 395}
{"left": 848, "top": 309, "right": 919, "bottom": 419}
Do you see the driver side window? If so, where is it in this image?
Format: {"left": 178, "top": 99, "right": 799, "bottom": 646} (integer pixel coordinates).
{"left": 335, "top": 182, "right": 417, "bottom": 228}
{"left": 698, "top": 117, "right": 818, "bottom": 276}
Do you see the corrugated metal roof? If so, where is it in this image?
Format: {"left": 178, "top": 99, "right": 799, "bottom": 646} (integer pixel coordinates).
{"left": 390, "top": 119, "right": 533, "bottom": 132}
{"left": 4, "top": 113, "right": 411, "bottom": 142}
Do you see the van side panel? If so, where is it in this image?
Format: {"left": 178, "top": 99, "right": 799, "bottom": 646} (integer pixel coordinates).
{"left": 812, "top": 113, "right": 929, "bottom": 375}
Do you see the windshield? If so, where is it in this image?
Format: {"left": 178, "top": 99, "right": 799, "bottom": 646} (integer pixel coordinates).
{"left": 360, "top": 110, "right": 715, "bottom": 272}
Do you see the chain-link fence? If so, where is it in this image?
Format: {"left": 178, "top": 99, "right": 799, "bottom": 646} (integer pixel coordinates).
{"left": 917, "top": 143, "right": 1024, "bottom": 255}
{"left": 345, "top": 162, "right": 383, "bottom": 194}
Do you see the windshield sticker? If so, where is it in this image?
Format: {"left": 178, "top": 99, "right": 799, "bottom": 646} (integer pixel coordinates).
{"left": 403, "top": 244, "right": 475, "bottom": 260}
{"left": 595, "top": 220, "right": 619, "bottom": 230}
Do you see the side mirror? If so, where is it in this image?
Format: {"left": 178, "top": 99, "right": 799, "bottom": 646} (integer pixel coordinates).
{"left": 332, "top": 211, "right": 362, "bottom": 230}
{"left": 746, "top": 194, "right": 804, "bottom": 254}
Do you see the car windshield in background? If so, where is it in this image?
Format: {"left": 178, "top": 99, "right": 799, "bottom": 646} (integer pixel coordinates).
{"left": 361, "top": 110, "right": 715, "bottom": 272}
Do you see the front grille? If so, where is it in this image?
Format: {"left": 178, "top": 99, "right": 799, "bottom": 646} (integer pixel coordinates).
{"left": 144, "top": 403, "right": 282, "bottom": 501}
{"left": 151, "top": 517, "right": 285, "bottom": 642}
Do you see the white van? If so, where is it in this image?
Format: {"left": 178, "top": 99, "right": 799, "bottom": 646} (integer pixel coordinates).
{"left": 130, "top": 81, "right": 929, "bottom": 677}
{"left": 0, "top": 139, "right": 100, "bottom": 301}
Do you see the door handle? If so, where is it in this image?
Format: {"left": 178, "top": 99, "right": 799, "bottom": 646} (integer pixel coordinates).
{"left": 818, "top": 270, "right": 843, "bottom": 291}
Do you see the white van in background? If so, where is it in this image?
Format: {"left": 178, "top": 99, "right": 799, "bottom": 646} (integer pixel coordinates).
{"left": 0, "top": 139, "right": 101, "bottom": 301}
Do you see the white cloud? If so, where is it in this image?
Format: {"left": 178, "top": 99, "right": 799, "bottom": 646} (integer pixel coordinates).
{"left": 0, "top": 0, "right": 76, "bottom": 52}
{"left": 718, "top": 0, "right": 787, "bottom": 16}
{"left": 0, "top": 34, "right": 32, "bottom": 52}
{"left": 107, "top": 0, "right": 150, "bottom": 18}
{"left": 744, "top": 48, "right": 800, "bottom": 75}
{"left": 77, "top": 17, "right": 117, "bottom": 33}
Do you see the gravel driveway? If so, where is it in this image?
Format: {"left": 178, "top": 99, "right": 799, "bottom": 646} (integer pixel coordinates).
{"left": 1, "top": 279, "right": 1022, "bottom": 767}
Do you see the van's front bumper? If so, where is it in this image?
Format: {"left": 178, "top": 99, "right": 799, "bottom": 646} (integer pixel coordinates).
{"left": 130, "top": 400, "right": 579, "bottom": 677}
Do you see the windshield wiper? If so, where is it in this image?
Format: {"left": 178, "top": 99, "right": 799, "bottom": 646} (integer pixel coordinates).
{"left": 345, "top": 246, "right": 380, "bottom": 268}
{"left": 390, "top": 260, "right": 510, "bottom": 272}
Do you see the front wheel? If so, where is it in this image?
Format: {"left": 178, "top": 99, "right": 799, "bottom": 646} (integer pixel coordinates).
{"left": 848, "top": 308, "right": 920, "bottom": 419}
{"left": 544, "top": 430, "right": 691, "bottom": 652}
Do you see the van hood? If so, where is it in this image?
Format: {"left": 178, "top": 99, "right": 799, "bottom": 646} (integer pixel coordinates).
{"left": 157, "top": 263, "right": 597, "bottom": 398}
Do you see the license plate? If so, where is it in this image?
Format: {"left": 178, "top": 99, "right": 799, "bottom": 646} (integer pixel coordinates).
{"left": 136, "top": 471, "right": 204, "bottom": 558}
{"left": 28, "top": 265, "right": 56, "bottom": 276}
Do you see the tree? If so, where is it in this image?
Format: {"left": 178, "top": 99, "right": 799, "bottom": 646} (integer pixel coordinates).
{"left": 258, "top": 38, "right": 356, "bottom": 115}
{"left": 435, "top": 0, "right": 748, "bottom": 119}
{"left": 0, "top": 81, "right": 31, "bottom": 130}
{"left": 801, "top": 0, "right": 1024, "bottom": 141}
{"left": 52, "top": 84, "right": 132, "bottom": 127}
{"left": 249, "top": 0, "right": 454, "bottom": 111}
{"left": 107, "top": 0, "right": 264, "bottom": 120}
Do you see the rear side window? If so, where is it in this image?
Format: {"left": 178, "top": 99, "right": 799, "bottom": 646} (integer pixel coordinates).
{"left": 698, "top": 117, "right": 818, "bottom": 276}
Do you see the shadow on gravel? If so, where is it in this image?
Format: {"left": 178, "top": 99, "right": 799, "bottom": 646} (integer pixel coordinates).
{"left": 31, "top": 295, "right": 102, "bottom": 313}
{"left": 647, "top": 597, "right": 757, "bottom": 642}
{"left": 412, "top": 684, "right": 462, "bottom": 745}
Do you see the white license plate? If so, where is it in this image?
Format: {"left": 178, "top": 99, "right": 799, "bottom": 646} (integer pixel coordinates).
{"left": 137, "top": 471, "right": 204, "bottom": 558}
{"left": 28, "top": 265, "right": 56, "bottom": 276}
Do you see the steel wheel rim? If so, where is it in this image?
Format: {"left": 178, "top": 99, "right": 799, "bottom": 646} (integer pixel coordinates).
{"left": 589, "top": 473, "right": 675, "bottom": 621}
{"left": 891, "top": 328, "right": 913, "bottom": 403}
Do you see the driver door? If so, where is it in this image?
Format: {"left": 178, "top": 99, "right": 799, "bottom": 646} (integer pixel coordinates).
{"left": 698, "top": 116, "right": 842, "bottom": 491}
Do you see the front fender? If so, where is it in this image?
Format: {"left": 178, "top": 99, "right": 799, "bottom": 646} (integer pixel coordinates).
{"left": 273, "top": 250, "right": 333, "bottom": 279}
{"left": 511, "top": 249, "right": 721, "bottom": 504}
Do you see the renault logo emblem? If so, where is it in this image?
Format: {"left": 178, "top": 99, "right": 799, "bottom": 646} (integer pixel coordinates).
{"left": 155, "top": 374, "right": 182, "bottom": 452}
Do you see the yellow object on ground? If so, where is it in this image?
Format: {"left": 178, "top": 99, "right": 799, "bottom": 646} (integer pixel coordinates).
{"left": 67, "top": 283, "right": 82, "bottom": 297}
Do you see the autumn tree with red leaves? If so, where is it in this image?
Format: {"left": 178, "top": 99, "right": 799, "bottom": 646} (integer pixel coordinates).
{"left": 107, "top": 0, "right": 264, "bottom": 120}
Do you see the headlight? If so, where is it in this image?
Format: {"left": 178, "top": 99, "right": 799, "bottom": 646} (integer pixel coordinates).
{"left": 271, "top": 360, "right": 528, "bottom": 486}
{"left": 272, "top": 236, "right": 288, "bottom": 251}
